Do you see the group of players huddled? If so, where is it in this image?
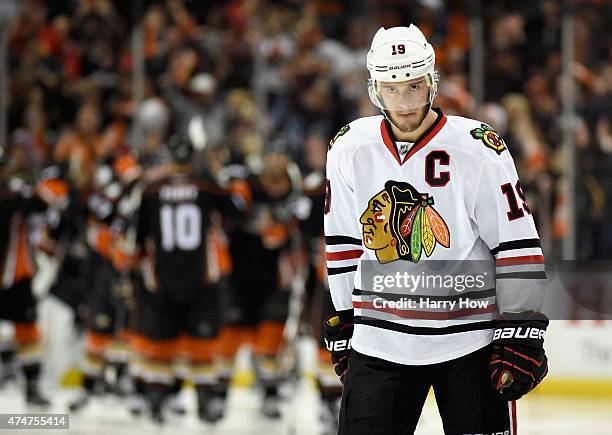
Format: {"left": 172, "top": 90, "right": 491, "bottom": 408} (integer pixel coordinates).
{"left": 0, "top": 119, "right": 341, "bottom": 431}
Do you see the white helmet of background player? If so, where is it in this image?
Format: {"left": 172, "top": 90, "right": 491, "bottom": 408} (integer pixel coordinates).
{"left": 366, "top": 25, "right": 439, "bottom": 118}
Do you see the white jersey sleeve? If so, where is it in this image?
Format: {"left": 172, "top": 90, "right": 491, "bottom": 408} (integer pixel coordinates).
{"left": 471, "top": 141, "right": 546, "bottom": 314}
{"left": 324, "top": 124, "right": 363, "bottom": 311}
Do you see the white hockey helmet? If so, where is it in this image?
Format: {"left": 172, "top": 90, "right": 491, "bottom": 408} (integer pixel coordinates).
{"left": 366, "top": 25, "right": 439, "bottom": 112}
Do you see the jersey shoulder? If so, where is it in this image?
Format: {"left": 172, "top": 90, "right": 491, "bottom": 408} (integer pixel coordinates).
{"left": 328, "top": 115, "right": 383, "bottom": 154}
{"left": 142, "top": 178, "right": 165, "bottom": 197}
{"left": 444, "top": 115, "right": 511, "bottom": 162}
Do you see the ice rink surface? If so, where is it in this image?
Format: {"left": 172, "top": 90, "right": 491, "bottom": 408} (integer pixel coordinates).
{"left": 1, "top": 380, "right": 611, "bottom": 435}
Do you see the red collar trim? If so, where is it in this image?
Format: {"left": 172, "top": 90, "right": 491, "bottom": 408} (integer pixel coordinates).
{"left": 380, "top": 118, "right": 403, "bottom": 165}
{"left": 380, "top": 109, "right": 447, "bottom": 166}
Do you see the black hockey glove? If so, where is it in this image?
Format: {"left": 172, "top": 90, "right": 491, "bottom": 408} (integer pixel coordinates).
{"left": 490, "top": 311, "right": 549, "bottom": 401}
{"left": 323, "top": 309, "right": 354, "bottom": 383}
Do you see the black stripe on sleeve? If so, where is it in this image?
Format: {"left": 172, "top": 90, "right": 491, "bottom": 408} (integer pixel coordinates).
{"left": 354, "top": 316, "right": 495, "bottom": 335}
{"left": 326, "top": 235, "right": 362, "bottom": 246}
{"left": 490, "top": 238, "right": 541, "bottom": 256}
{"left": 327, "top": 265, "right": 358, "bottom": 276}
{"left": 496, "top": 271, "right": 547, "bottom": 280}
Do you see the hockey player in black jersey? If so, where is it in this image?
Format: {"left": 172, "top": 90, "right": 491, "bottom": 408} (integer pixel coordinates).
{"left": 0, "top": 152, "right": 70, "bottom": 407}
{"left": 221, "top": 152, "right": 309, "bottom": 419}
{"left": 68, "top": 152, "right": 142, "bottom": 412}
{"left": 132, "top": 135, "right": 248, "bottom": 424}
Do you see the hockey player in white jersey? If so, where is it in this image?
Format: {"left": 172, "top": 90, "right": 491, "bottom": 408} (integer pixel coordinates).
{"left": 323, "top": 24, "right": 549, "bottom": 434}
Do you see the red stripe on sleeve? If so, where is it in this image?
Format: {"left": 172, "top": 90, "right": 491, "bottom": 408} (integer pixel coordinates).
{"left": 326, "top": 250, "right": 363, "bottom": 261}
{"left": 496, "top": 255, "right": 544, "bottom": 267}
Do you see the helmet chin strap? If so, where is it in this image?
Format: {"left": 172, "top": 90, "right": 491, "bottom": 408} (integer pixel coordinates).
{"left": 381, "top": 102, "right": 432, "bottom": 134}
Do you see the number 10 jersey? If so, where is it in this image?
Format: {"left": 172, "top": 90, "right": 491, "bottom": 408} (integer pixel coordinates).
{"left": 136, "top": 173, "right": 237, "bottom": 295}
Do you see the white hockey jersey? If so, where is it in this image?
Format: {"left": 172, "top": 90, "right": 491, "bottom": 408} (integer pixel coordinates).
{"left": 324, "top": 109, "right": 546, "bottom": 365}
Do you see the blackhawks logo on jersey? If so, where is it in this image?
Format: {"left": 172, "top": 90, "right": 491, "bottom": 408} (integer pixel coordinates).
{"left": 329, "top": 124, "right": 350, "bottom": 150}
{"left": 360, "top": 181, "right": 450, "bottom": 264}
{"left": 470, "top": 123, "right": 507, "bottom": 155}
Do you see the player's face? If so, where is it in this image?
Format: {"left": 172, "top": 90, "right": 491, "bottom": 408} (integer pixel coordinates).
{"left": 360, "top": 190, "right": 394, "bottom": 250}
{"left": 260, "top": 169, "right": 291, "bottom": 198}
{"left": 377, "top": 77, "right": 431, "bottom": 132}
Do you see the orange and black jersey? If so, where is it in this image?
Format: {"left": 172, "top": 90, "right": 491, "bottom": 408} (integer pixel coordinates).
{"left": 86, "top": 190, "right": 118, "bottom": 260}
{"left": 237, "top": 176, "right": 312, "bottom": 249}
{"left": 0, "top": 178, "right": 69, "bottom": 288}
{"left": 86, "top": 151, "right": 143, "bottom": 260}
{"left": 136, "top": 173, "right": 244, "bottom": 291}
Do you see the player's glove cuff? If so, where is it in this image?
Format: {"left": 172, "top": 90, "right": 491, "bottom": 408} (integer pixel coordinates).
{"left": 490, "top": 311, "right": 549, "bottom": 401}
{"left": 323, "top": 309, "right": 354, "bottom": 383}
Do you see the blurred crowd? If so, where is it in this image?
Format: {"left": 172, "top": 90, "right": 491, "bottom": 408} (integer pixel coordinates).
{"left": 0, "top": 0, "right": 610, "bottom": 427}
{"left": 4, "top": 0, "right": 612, "bottom": 261}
